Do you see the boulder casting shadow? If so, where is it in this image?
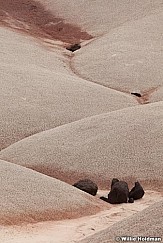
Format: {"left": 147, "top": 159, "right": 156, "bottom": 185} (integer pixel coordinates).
{"left": 129, "top": 181, "right": 145, "bottom": 200}
{"left": 108, "top": 180, "right": 129, "bottom": 204}
{"left": 100, "top": 179, "right": 145, "bottom": 204}
{"left": 100, "top": 178, "right": 129, "bottom": 204}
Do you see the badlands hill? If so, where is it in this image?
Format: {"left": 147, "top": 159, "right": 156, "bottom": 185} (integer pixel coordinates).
{"left": 1, "top": 101, "right": 162, "bottom": 189}
{"left": 0, "top": 159, "right": 105, "bottom": 225}
{"left": 72, "top": 9, "right": 163, "bottom": 94}
{"left": 0, "top": 27, "right": 136, "bottom": 150}
{"left": 0, "top": 0, "right": 163, "bottom": 241}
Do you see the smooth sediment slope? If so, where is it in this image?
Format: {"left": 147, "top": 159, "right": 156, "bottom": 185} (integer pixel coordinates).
{"left": 1, "top": 101, "right": 162, "bottom": 189}
{"left": 80, "top": 199, "right": 163, "bottom": 243}
{"left": 150, "top": 87, "right": 163, "bottom": 103}
{"left": 0, "top": 27, "right": 137, "bottom": 150}
{"left": 39, "top": 0, "right": 163, "bottom": 35}
{"left": 0, "top": 159, "right": 105, "bottom": 225}
{"left": 72, "top": 8, "right": 163, "bottom": 99}
{"left": 0, "top": 190, "right": 162, "bottom": 243}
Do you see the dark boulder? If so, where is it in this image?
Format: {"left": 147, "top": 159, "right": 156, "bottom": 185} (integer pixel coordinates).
{"left": 108, "top": 180, "right": 129, "bottom": 204}
{"left": 66, "top": 43, "right": 81, "bottom": 52}
{"left": 129, "top": 181, "right": 145, "bottom": 200}
{"left": 73, "top": 179, "right": 98, "bottom": 196}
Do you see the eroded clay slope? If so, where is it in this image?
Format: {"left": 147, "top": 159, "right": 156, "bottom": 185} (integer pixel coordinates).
{"left": 1, "top": 102, "right": 162, "bottom": 189}
{"left": 0, "top": 159, "right": 105, "bottom": 225}
{"left": 72, "top": 9, "right": 163, "bottom": 102}
{"left": 0, "top": 27, "right": 136, "bottom": 150}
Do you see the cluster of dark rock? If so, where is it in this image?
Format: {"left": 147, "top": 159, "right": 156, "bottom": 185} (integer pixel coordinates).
{"left": 73, "top": 178, "right": 144, "bottom": 204}
{"left": 100, "top": 179, "right": 129, "bottom": 204}
{"left": 100, "top": 179, "right": 144, "bottom": 204}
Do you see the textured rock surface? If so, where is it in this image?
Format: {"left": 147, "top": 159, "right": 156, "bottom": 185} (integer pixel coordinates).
{"left": 73, "top": 179, "right": 98, "bottom": 196}
{"left": 108, "top": 181, "right": 129, "bottom": 204}
{"left": 129, "top": 182, "right": 145, "bottom": 200}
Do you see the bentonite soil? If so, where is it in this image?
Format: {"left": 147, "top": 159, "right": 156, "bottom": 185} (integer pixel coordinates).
{"left": 0, "top": 0, "right": 92, "bottom": 43}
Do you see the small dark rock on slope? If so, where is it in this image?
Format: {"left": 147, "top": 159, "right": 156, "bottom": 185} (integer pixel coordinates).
{"left": 66, "top": 43, "right": 81, "bottom": 52}
{"left": 73, "top": 179, "right": 98, "bottom": 196}
{"left": 131, "top": 92, "right": 142, "bottom": 97}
